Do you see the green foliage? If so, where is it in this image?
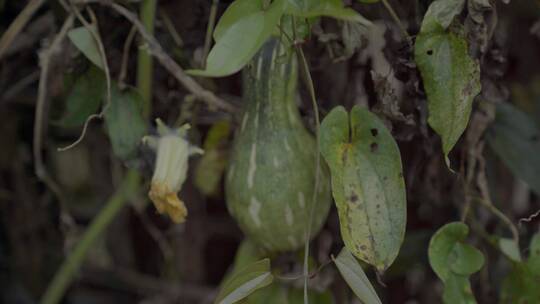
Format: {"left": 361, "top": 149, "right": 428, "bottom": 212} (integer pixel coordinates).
{"left": 486, "top": 102, "right": 540, "bottom": 195}
{"left": 104, "top": 85, "right": 147, "bottom": 160}
{"left": 500, "top": 233, "right": 540, "bottom": 303}
{"left": 190, "top": 0, "right": 371, "bottom": 77}
{"left": 333, "top": 247, "right": 382, "bottom": 304}
{"left": 68, "top": 26, "right": 104, "bottom": 69}
{"left": 320, "top": 105, "right": 406, "bottom": 272}
{"left": 195, "top": 120, "right": 231, "bottom": 196}
{"left": 428, "top": 222, "right": 484, "bottom": 303}
{"left": 215, "top": 259, "right": 273, "bottom": 304}
{"left": 188, "top": 0, "right": 286, "bottom": 77}
{"left": 59, "top": 66, "right": 105, "bottom": 127}
{"left": 285, "top": 0, "right": 371, "bottom": 25}
{"left": 498, "top": 238, "right": 522, "bottom": 262}
{"left": 414, "top": 0, "right": 481, "bottom": 167}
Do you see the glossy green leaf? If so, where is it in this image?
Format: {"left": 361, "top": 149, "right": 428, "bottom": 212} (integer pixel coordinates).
{"left": 104, "top": 85, "right": 147, "bottom": 160}
{"left": 414, "top": 0, "right": 480, "bottom": 167}
{"left": 498, "top": 238, "right": 522, "bottom": 262}
{"left": 428, "top": 222, "right": 484, "bottom": 304}
{"left": 68, "top": 26, "right": 104, "bottom": 69}
{"left": 333, "top": 247, "right": 382, "bottom": 304}
{"left": 188, "top": 0, "right": 285, "bottom": 77}
{"left": 215, "top": 259, "right": 273, "bottom": 304}
{"left": 213, "top": 0, "right": 263, "bottom": 42}
{"left": 286, "top": 0, "right": 371, "bottom": 25}
{"left": 320, "top": 105, "right": 406, "bottom": 272}
{"left": 486, "top": 103, "right": 540, "bottom": 195}
{"left": 59, "top": 66, "right": 105, "bottom": 127}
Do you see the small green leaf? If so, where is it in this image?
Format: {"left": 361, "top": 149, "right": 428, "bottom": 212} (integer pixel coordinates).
{"left": 448, "top": 243, "right": 484, "bottom": 275}
{"left": 333, "top": 247, "right": 382, "bottom": 304}
{"left": 498, "top": 238, "right": 522, "bottom": 262}
{"left": 428, "top": 222, "right": 484, "bottom": 304}
{"left": 189, "top": 0, "right": 285, "bottom": 77}
{"left": 104, "top": 85, "right": 147, "bottom": 160}
{"left": 286, "top": 0, "right": 372, "bottom": 25}
{"left": 428, "top": 222, "right": 483, "bottom": 281}
{"left": 414, "top": 0, "right": 480, "bottom": 167}
{"left": 215, "top": 259, "right": 273, "bottom": 304}
{"left": 59, "top": 66, "right": 105, "bottom": 127}
{"left": 486, "top": 103, "right": 540, "bottom": 195}
{"left": 213, "top": 0, "right": 264, "bottom": 42}
{"left": 195, "top": 121, "right": 231, "bottom": 196}
{"left": 320, "top": 106, "right": 406, "bottom": 272}
{"left": 68, "top": 26, "right": 104, "bottom": 69}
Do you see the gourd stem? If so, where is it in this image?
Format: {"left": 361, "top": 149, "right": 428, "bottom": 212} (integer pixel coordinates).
{"left": 296, "top": 39, "right": 321, "bottom": 304}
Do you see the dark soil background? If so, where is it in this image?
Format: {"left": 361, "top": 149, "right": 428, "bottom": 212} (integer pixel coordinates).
{"left": 0, "top": 0, "right": 539, "bottom": 303}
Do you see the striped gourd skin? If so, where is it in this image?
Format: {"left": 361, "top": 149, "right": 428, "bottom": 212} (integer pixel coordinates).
{"left": 225, "top": 39, "right": 332, "bottom": 252}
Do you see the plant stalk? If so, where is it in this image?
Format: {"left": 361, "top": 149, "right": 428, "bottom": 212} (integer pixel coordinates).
{"left": 40, "top": 171, "right": 140, "bottom": 304}
{"left": 137, "top": 0, "right": 157, "bottom": 118}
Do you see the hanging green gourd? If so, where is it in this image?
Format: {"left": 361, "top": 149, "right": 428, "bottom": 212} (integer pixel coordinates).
{"left": 225, "top": 38, "right": 332, "bottom": 252}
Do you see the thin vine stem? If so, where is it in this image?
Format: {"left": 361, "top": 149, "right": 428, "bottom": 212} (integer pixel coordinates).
{"left": 40, "top": 171, "right": 140, "bottom": 304}
{"left": 202, "top": 0, "right": 219, "bottom": 68}
{"left": 293, "top": 17, "right": 321, "bottom": 304}
{"left": 381, "top": 0, "right": 412, "bottom": 45}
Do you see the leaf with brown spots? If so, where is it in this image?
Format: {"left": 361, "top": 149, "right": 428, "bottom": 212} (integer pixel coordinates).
{"left": 414, "top": 0, "right": 481, "bottom": 168}
{"left": 320, "top": 106, "right": 406, "bottom": 272}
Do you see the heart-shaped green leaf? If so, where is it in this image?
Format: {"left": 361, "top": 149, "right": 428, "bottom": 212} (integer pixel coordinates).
{"left": 320, "top": 106, "right": 406, "bottom": 272}
{"left": 428, "top": 222, "right": 484, "bottom": 303}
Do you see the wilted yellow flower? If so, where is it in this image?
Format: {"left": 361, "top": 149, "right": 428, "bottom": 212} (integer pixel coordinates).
{"left": 144, "top": 119, "right": 203, "bottom": 223}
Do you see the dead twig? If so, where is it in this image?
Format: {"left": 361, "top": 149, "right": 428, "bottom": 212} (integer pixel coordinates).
{"left": 0, "top": 0, "right": 46, "bottom": 59}
{"left": 33, "top": 14, "right": 74, "bottom": 225}
{"left": 74, "top": 0, "right": 237, "bottom": 113}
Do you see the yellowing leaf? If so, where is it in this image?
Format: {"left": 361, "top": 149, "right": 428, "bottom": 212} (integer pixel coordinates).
{"left": 320, "top": 106, "right": 406, "bottom": 272}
